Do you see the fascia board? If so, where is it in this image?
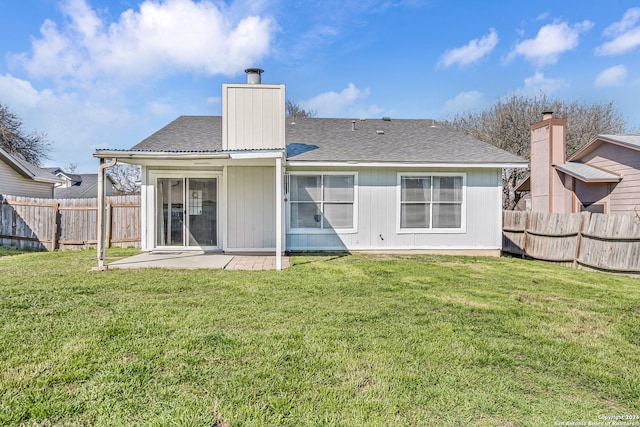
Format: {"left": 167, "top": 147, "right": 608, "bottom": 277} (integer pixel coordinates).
{"left": 285, "top": 161, "right": 528, "bottom": 168}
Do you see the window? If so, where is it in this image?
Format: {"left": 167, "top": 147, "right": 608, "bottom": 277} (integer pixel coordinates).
{"left": 580, "top": 203, "right": 605, "bottom": 214}
{"left": 399, "top": 174, "right": 464, "bottom": 231}
{"left": 289, "top": 173, "right": 356, "bottom": 231}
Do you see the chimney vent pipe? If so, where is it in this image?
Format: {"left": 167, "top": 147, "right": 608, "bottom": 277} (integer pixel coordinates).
{"left": 244, "top": 68, "right": 264, "bottom": 84}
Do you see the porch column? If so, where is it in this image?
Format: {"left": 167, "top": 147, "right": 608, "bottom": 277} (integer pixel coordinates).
{"left": 275, "top": 156, "right": 283, "bottom": 270}
{"left": 96, "top": 157, "right": 117, "bottom": 269}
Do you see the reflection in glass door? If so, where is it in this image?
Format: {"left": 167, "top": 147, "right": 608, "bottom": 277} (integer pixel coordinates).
{"left": 156, "top": 177, "right": 217, "bottom": 248}
{"left": 187, "top": 178, "right": 217, "bottom": 246}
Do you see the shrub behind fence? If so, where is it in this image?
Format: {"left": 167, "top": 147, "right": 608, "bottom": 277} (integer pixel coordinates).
{"left": 503, "top": 210, "right": 640, "bottom": 273}
{"left": 0, "top": 194, "right": 141, "bottom": 251}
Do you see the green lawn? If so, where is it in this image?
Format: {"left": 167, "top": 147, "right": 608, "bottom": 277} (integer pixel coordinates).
{"left": 0, "top": 249, "right": 639, "bottom": 426}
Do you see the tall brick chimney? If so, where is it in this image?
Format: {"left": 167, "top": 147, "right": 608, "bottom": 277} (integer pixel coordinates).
{"left": 529, "top": 112, "right": 572, "bottom": 213}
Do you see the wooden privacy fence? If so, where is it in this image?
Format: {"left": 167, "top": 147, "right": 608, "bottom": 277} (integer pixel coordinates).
{"left": 0, "top": 194, "right": 141, "bottom": 251}
{"left": 503, "top": 210, "right": 640, "bottom": 273}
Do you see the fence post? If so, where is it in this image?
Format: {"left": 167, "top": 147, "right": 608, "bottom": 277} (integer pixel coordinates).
{"left": 106, "top": 202, "right": 113, "bottom": 248}
{"left": 50, "top": 201, "right": 59, "bottom": 251}
{"left": 573, "top": 211, "right": 590, "bottom": 269}
{"left": 522, "top": 211, "right": 531, "bottom": 257}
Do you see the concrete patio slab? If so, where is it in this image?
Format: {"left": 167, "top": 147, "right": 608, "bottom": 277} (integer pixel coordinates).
{"left": 224, "top": 256, "right": 291, "bottom": 270}
{"left": 105, "top": 252, "right": 290, "bottom": 270}
{"left": 107, "top": 251, "right": 234, "bottom": 270}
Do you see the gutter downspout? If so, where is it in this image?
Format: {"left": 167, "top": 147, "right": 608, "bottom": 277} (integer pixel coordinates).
{"left": 95, "top": 157, "right": 117, "bottom": 270}
{"left": 275, "top": 156, "right": 283, "bottom": 271}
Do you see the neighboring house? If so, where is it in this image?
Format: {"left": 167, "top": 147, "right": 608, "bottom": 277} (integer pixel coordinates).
{"left": 516, "top": 112, "right": 640, "bottom": 214}
{"left": 0, "top": 147, "right": 62, "bottom": 197}
{"left": 94, "top": 69, "right": 526, "bottom": 264}
{"left": 44, "top": 168, "right": 113, "bottom": 198}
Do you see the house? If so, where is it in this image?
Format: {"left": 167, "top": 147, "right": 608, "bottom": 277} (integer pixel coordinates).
{"left": 94, "top": 69, "right": 527, "bottom": 268}
{"left": 44, "top": 168, "right": 113, "bottom": 198}
{"left": 516, "top": 112, "right": 640, "bottom": 214}
{"left": 0, "top": 147, "right": 62, "bottom": 197}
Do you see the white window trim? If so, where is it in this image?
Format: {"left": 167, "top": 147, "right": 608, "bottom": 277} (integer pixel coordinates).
{"left": 396, "top": 172, "right": 466, "bottom": 234}
{"left": 287, "top": 171, "right": 358, "bottom": 234}
{"left": 149, "top": 170, "right": 223, "bottom": 250}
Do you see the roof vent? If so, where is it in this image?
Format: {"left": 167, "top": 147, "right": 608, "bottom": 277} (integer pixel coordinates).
{"left": 382, "top": 116, "right": 391, "bottom": 121}
{"left": 376, "top": 130, "right": 384, "bottom": 135}
{"left": 244, "top": 68, "right": 264, "bottom": 84}
{"left": 351, "top": 120, "right": 356, "bottom": 131}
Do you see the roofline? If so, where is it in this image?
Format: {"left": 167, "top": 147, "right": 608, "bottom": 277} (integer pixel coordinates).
{"left": 568, "top": 134, "right": 640, "bottom": 161}
{"left": 33, "top": 176, "right": 65, "bottom": 184}
{"left": 93, "top": 149, "right": 285, "bottom": 161}
{"left": 94, "top": 150, "right": 231, "bottom": 160}
{"left": 0, "top": 146, "right": 61, "bottom": 184}
{"left": 552, "top": 164, "right": 622, "bottom": 183}
{"left": 514, "top": 174, "right": 531, "bottom": 192}
{"left": 0, "top": 146, "right": 36, "bottom": 179}
{"left": 285, "top": 161, "right": 528, "bottom": 168}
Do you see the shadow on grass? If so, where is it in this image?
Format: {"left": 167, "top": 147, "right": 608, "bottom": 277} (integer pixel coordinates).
{"left": 0, "top": 248, "right": 43, "bottom": 258}
{"left": 287, "top": 252, "right": 350, "bottom": 266}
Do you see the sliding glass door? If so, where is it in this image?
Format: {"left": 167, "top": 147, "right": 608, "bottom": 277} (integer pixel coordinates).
{"left": 156, "top": 177, "right": 217, "bottom": 248}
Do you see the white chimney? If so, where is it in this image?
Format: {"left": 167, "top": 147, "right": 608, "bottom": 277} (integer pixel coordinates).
{"left": 222, "top": 69, "right": 285, "bottom": 150}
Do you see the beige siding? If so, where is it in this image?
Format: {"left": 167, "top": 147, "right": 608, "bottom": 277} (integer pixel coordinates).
{"left": 226, "top": 166, "right": 276, "bottom": 250}
{"left": 0, "top": 160, "right": 54, "bottom": 198}
{"left": 580, "top": 144, "right": 640, "bottom": 214}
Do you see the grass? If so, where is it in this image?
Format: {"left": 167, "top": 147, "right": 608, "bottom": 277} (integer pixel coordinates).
{"left": 0, "top": 248, "right": 639, "bottom": 426}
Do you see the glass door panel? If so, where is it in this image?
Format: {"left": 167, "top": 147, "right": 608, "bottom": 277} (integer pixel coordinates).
{"left": 157, "top": 177, "right": 218, "bottom": 248}
{"left": 157, "top": 178, "right": 184, "bottom": 246}
{"left": 187, "top": 178, "right": 217, "bottom": 246}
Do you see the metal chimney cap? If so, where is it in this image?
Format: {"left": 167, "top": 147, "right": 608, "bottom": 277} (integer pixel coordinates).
{"left": 244, "top": 68, "right": 264, "bottom": 84}
{"left": 542, "top": 111, "right": 554, "bottom": 120}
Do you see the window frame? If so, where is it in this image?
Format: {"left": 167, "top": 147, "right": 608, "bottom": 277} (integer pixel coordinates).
{"left": 287, "top": 171, "right": 358, "bottom": 234}
{"left": 396, "top": 172, "right": 466, "bottom": 234}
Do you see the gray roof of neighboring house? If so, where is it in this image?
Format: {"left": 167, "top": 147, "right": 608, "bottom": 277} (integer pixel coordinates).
{"left": 597, "top": 134, "right": 640, "bottom": 150}
{"left": 128, "top": 116, "right": 527, "bottom": 165}
{"left": 553, "top": 162, "right": 622, "bottom": 182}
{"left": 569, "top": 133, "right": 640, "bottom": 161}
{"left": 0, "top": 147, "right": 62, "bottom": 184}
{"left": 53, "top": 174, "right": 103, "bottom": 198}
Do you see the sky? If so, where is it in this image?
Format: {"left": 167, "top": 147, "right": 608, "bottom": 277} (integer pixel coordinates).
{"left": 1, "top": 0, "right": 640, "bottom": 172}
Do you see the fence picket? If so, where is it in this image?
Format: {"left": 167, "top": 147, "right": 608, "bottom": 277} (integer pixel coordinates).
{"left": 0, "top": 194, "right": 141, "bottom": 251}
{"left": 503, "top": 210, "right": 640, "bottom": 273}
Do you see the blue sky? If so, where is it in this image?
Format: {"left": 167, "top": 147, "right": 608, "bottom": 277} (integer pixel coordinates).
{"left": 1, "top": 0, "right": 639, "bottom": 172}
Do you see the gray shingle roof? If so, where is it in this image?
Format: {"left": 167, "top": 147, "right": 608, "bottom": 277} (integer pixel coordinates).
{"left": 127, "top": 115, "right": 526, "bottom": 164}
{"left": 0, "top": 147, "right": 62, "bottom": 183}
{"left": 132, "top": 116, "right": 222, "bottom": 151}
{"left": 286, "top": 118, "right": 525, "bottom": 163}
{"left": 53, "top": 174, "right": 108, "bottom": 198}
{"left": 553, "top": 162, "right": 621, "bottom": 182}
{"left": 597, "top": 134, "right": 640, "bottom": 150}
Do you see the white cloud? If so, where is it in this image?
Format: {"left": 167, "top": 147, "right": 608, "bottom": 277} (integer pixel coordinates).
{"left": 596, "top": 7, "right": 640, "bottom": 55}
{"left": 14, "top": 0, "right": 276, "bottom": 85}
{"left": 595, "top": 65, "right": 628, "bottom": 87}
{"left": 507, "top": 20, "right": 594, "bottom": 67}
{"left": 0, "top": 73, "right": 140, "bottom": 171}
{"left": 441, "top": 91, "right": 485, "bottom": 114}
{"left": 438, "top": 29, "right": 499, "bottom": 68}
{"left": 147, "top": 101, "right": 174, "bottom": 116}
{"left": 301, "top": 83, "right": 371, "bottom": 117}
{"left": 517, "top": 72, "right": 567, "bottom": 95}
